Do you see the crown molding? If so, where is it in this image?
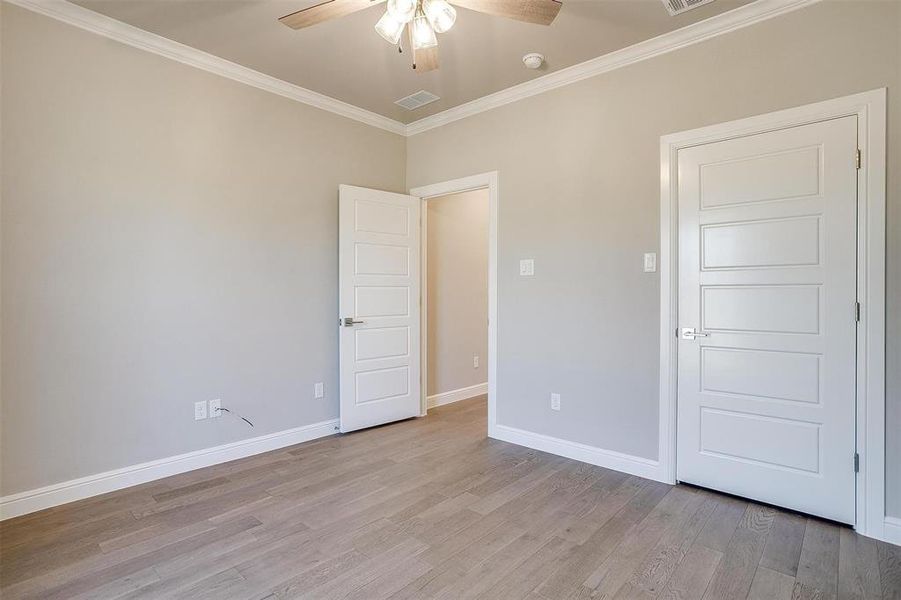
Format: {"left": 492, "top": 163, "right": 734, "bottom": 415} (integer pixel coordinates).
{"left": 4, "top": 0, "right": 408, "bottom": 136}
{"left": 6, "top": 0, "right": 822, "bottom": 138}
{"left": 404, "top": 0, "right": 822, "bottom": 136}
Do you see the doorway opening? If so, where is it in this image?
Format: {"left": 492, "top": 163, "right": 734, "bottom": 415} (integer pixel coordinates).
{"left": 410, "top": 172, "right": 499, "bottom": 434}
{"left": 422, "top": 189, "right": 489, "bottom": 413}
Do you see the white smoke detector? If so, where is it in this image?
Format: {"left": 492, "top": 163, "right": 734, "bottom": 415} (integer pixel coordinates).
{"left": 522, "top": 53, "right": 544, "bottom": 70}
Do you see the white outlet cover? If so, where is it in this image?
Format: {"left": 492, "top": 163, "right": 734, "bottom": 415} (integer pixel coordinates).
{"left": 194, "top": 400, "right": 207, "bottom": 420}
{"left": 314, "top": 382, "right": 324, "bottom": 399}
{"left": 473, "top": 355, "right": 479, "bottom": 369}
{"left": 520, "top": 259, "right": 535, "bottom": 277}
{"left": 209, "top": 399, "right": 221, "bottom": 418}
{"left": 643, "top": 252, "right": 657, "bottom": 273}
{"left": 550, "top": 393, "right": 561, "bottom": 411}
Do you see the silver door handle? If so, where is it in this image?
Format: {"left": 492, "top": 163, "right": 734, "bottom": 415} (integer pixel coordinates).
{"left": 342, "top": 317, "right": 365, "bottom": 327}
{"left": 680, "top": 327, "right": 710, "bottom": 340}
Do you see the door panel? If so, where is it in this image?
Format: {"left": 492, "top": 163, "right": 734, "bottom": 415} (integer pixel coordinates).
{"left": 699, "top": 409, "right": 821, "bottom": 474}
{"left": 355, "top": 366, "right": 410, "bottom": 404}
{"left": 701, "top": 285, "right": 821, "bottom": 334}
{"left": 355, "top": 286, "right": 409, "bottom": 317}
{"left": 339, "top": 185, "right": 421, "bottom": 433}
{"left": 676, "top": 116, "right": 857, "bottom": 524}
{"left": 355, "top": 243, "right": 410, "bottom": 276}
{"left": 355, "top": 327, "right": 410, "bottom": 361}
{"left": 700, "top": 347, "right": 821, "bottom": 404}
{"left": 698, "top": 144, "right": 821, "bottom": 208}
{"left": 701, "top": 216, "right": 821, "bottom": 269}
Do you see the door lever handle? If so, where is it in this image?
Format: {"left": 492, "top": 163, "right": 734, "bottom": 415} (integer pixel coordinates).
{"left": 680, "top": 327, "right": 710, "bottom": 340}
{"left": 342, "top": 317, "right": 365, "bottom": 327}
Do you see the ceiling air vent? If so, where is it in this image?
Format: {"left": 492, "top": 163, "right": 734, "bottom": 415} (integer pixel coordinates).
{"left": 661, "top": 0, "right": 716, "bottom": 16}
{"left": 395, "top": 90, "right": 440, "bottom": 111}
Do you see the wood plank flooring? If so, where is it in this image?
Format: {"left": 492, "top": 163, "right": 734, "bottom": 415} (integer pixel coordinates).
{"left": 1, "top": 396, "right": 899, "bottom": 599}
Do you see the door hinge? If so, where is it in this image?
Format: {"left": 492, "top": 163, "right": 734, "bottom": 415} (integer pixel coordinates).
{"left": 856, "top": 149, "right": 862, "bottom": 170}
{"left": 854, "top": 452, "right": 860, "bottom": 473}
{"left": 856, "top": 302, "right": 861, "bottom": 322}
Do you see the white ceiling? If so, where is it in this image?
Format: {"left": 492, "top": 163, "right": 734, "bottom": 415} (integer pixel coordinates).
{"left": 72, "top": 0, "right": 755, "bottom": 124}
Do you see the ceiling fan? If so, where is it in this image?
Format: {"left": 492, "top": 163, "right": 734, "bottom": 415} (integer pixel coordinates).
{"left": 279, "top": 0, "right": 562, "bottom": 72}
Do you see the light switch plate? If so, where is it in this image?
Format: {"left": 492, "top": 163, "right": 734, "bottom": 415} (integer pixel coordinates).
{"left": 194, "top": 401, "right": 207, "bottom": 420}
{"left": 520, "top": 259, "right": 535, "bottom": 277}
{"left": 643, "top": 252, "right": 657, "bottom": 273}
{"left": 314, "top": 382, "right": 324, "bottom": 399}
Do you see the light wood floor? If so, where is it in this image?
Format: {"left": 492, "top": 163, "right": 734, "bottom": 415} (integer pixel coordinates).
{"left": 1, "top": 396, "right": 899, "bottom": 599}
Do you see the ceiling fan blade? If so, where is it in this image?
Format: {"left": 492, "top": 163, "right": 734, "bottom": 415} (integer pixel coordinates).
{"left": 414, "top": 45, "right": 439, "bottom": 72}
{"left": 279, "top": 0, "right": 387, "bottom": 29}
{"left": 409, "top": 25, "right": 439, "bottom": 72}
{"left": 450, "top": 0, "right": 561, "bottom": 25}
{"left": 407, "top": 26, "right": 438, "bottom": 73}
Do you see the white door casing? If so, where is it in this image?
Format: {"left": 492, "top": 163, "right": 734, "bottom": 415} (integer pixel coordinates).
{"left": 675, "top": 116, "right": 858, "bottom": 524}
{"left": 410, "top": 171, "right": 500, "bottom": 435}
{"left": 339, "top": 185, "right": 421, "bottom": 433}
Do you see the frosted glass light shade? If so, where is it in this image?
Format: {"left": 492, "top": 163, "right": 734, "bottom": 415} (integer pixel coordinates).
{"left": 423, "top": 0, "right": 456, "bottom": 33}
{"left": 386, "top": 0, "right": 416, "bottom": 23}
{"left": 375, "top": 11, "right": 405, "bottom": 45}
{"left": 411, "top": 14, "right": 437, "bottom": 49}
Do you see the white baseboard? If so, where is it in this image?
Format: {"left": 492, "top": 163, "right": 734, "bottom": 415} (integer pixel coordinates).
{"left": 884, "top": 517, "right": 901, "bottom": 546}
{"left": 0, "top": 419, "right": 339, "bottom": 521}
{"left": 491, "top": 424, "right": 666, "bottom": 483}
{"left": 427, "top": 382, "right": 488, "bottom": 409}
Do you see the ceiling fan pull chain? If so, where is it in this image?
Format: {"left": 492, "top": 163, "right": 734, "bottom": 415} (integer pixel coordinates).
{"left": 408, "top": 24, "right": 417, "bottom": 70}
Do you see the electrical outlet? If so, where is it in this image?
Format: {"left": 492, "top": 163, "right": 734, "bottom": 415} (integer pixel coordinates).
{"left": 473, "top": 355, "right": 479, "bottom": 369}
{"left": 194, "top": 400, "right": 208, "bottom": 420}
{"left": 519, "top": 259, "right": 535, "bottom": 277}
{"left": 550, "top": 393, "right": 561, "bottom": 411}
{"left": 643, "top": 252, "right": 657, "bottom": 273}
{"left": 209, "top": 399, "right": 221, "bottom": 418}
{"left": 314, "top": 382, "right": 324, "bottom": 399}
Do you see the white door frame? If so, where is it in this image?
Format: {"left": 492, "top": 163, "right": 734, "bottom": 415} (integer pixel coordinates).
{"left": 410, "top": 172, "right": 499, "bottom": 435}
{"left": 659, "top": 89, "right": 887, "bottom": 541}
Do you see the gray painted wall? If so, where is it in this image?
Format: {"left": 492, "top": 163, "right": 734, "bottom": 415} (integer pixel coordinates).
{"left": 406, "top": 1, "right": 901, "bottom": 515}
{"left": 0, "top": 4, "right": 406, "bottom": 496}
{"left": 2, "top": 0, "right": 899, "bottom": 521}
{"left": 427, "top": 190, "right": 489, "bottom": 396}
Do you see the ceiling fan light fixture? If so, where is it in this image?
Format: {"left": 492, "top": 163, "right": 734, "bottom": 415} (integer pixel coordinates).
{"left": 375, "top": 10, "right": 405, "bottom": 45}
{"left": 423, "top": 0, "right": 456, "bottom": 33}
{"left": 411, "top": 13, "right": 438, "bottom": 49}
{"left": 386, "top": 0, "right": 417, "bottom": 23}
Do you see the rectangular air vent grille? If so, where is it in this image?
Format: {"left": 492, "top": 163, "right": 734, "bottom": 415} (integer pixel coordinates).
{"left": 661, "top": 0, "right": 716, "bottom": 16}
{"left": 395, "top": 90, "right": 440, "bottom": 111}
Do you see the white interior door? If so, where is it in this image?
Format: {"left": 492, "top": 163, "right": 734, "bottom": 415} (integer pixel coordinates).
{"left": 339, "top": 185, "right": 421, "bottom": 433}
{"left": 676, "top": 116, "right": 858, "bottom": 524}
